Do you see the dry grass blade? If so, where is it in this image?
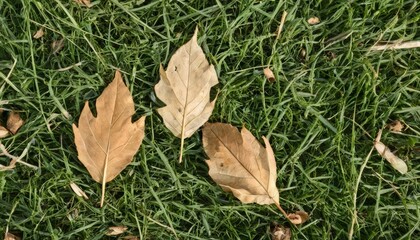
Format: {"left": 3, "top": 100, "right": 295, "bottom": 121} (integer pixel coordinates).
{"left": 370, "top": 40, "right": 420, "bottom": 50}
{"left": 72, "top": 71, "right": 146, "bottom": 207}
{"left": 155, "top": 27, "right": 218, "bottom": 163}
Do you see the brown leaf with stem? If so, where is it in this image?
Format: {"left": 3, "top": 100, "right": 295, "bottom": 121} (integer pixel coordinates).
{"left": 155, "top": 27, "right": 218, "bottom": 163}
{"left": 203, "top": 123, "right": 287, "bottom": 212}
{"left": 72, "top": 71, "right": 146, "bottom": 207}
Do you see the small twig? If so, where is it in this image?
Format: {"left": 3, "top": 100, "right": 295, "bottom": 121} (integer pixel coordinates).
{"left": 370, "top": 40, "right": 420, "bottom": 51}
{"left": 0, "top": 139, "right": 38, "bottom": 171}
{"left": 276, "top": 11, "right": 288, "bottom": 41}
{"left": 57, "top": 61, "right": 84, "bottom": 72}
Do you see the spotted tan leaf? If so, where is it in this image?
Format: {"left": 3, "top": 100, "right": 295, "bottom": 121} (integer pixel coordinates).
{"left": 155, "top": 28, "right": 218, "bottom": 163}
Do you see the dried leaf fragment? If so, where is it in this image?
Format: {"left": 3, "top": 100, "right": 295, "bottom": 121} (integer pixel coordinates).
{"left": 270, "top": 223, "right": 291, "bottom": 240}
{"left": 73, "top": 71, "right": 146, "bottom": 207}
{"left": 52, "top": 38, "right": 64, "bottom": 54}
{"left": 7, "top": 111, "right": 24, "bottom": 135}
{"left": 155, "top": 27, "right": 218, "bottom": 163}
{"left": 106, "top": 226, "right": 128, "bottom": 236}
{"left": 5, "top": 232, "right": 21, "bottom": 240}
{"left": 374, "top": 129, "right": 407, "bottom": 174}
{"left": 33, "top": 27, "right": 44, "bottom": 39}
{"left": 70, "top": 182, "right": 89, "bottom": 200}
{"left": 203, "top": 123, "right": 279, "bottom": 205}
{"left": 121, "top": 236, "right": 139, "bottom": 240}
{"left": 388, "top": 120, "right": 404, "bottom": 133}
{"left": 74, "top": 0, "right": 92, "bottom": 7}
{"left": 287, "top": 210, "right": 309, "bottom": 224}
{"left": 0, "top": 126, "right": 9, "bottom": 138}
{"left": 307, "top": 17, "right": 320, "bottom": 25}
{"left": 264, "top": 67, "right": 276, "bottom": 83}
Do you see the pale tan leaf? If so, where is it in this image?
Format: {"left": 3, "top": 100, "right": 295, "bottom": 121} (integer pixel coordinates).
{"left": 0, "top": 126, "right": 9, "bottom": 138}
{"left": 263, "top": 67, "right": 276, "bottom": 83}
{"left": 270, "top": 223, "right": 291, "bottom": 240}
{"left": 374, "top": 129, "right": 407, "bottom": 174}
{"left": 155, "top": 27, "right": 218, "bottom": 163}
{"left": 307, "top": 17, "right": 320, "bottom": 25}
{"left": 70, "top": 182, "right": 89, "bottom": 200}
{"left": 33, "top": 27, "right": 44, "bottom": 39}
{"left": 287, "top": 210, "right": 309, "bottom": 225}
{"left": 72, "top": 70, "right": 146, "bottom": 207}
{"left": 388, "top": 120, "right": 404, "bottom": 132}
{"left": 6, "top": 111, "right": 24, "bottom": 135}
{"left": 106, "top": 226, "right": 127, "bottom": 236}
{"left": 203, "top": 123, "right": 279, "bottom": 205}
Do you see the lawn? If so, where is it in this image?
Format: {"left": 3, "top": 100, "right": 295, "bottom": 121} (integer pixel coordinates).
{"left": 1, "top": 0, "right": 419, "bottom": 239}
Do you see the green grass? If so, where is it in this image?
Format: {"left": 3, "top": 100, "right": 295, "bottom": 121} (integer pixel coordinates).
{"left": 1, "top": 0, "right": 419, "bottom": 239}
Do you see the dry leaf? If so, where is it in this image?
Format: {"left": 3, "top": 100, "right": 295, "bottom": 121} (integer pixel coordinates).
{"left": 5, "top": 232, "right": 21, "bottom": 240}
{"left": 33, "top": 27, "right": 44, "bottom": 39}
{"left": 388, "top": 120, "right": 404, "bottom": 132}
{"left": 287, "top": 210, "right": 309, "bottom": 224}
{"left": 155, "top": 27, "right": 218, "bottom": 163}
{"left": 70, "top": 182, "right": 89, "bottom": 200}
{"left": 7, "top": 111, "right": 24, "bottom": 135}
{"left": 270, "top": 223, "right": 291, "bottom": 240}
{"left": 203, "top": 123, "right": 279, "bottom": 205}
{"left": 121, "top": 236, "right": 139, "bottom": 240}
{"left": 374, "top": 129, "right": 407, "bottom": 174}
{"left": 307, "top": 17, "right": 320, "bottom": 25}
{"left": 264, "top": 67, "right": 276, "bottom": 83}
{"left": 74, "top": 0, "right": 92, "bottom": 7}
{"left": 52, "top": 38, "right": 64, "bottom": 54}
{"left": 0, "top": 126, "right": 9, "bottom": 138}
{"left": 73, "top": 71, "right": 146, "bottom": 207}
{"left": 106, "top": 226, "right": 127, "bottom": 236}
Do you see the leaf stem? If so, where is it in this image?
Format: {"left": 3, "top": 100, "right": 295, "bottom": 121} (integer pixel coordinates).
{"left": 179, "top": 136, "right": 184, "bottom": 163}
{"left": 274, "top": 202, "right": 289, "bottom": 221}
{"left": 100, "top": 182, "right": 106, "bottom": 207}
